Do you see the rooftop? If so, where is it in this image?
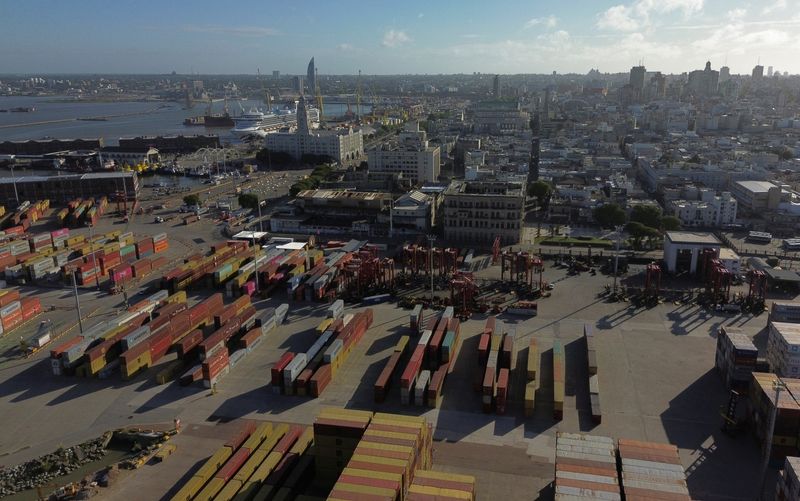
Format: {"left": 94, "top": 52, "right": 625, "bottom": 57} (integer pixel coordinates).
{"left": 665, "top": 231, "right": 721, "bottom": 246}
{"left": 445, "top": 180, "right": 524, "bottom": 198}
{"left": 0, "top": 172, "right": 135, "bottom": 185}
{"left": 718, "top": 248, "right": 739, "bottom": 260}
{"left": 297, "top": 189, "right": 389, "bottom": 201}
{"left": 735, "top": 180, "right": 778, "bottom": 193}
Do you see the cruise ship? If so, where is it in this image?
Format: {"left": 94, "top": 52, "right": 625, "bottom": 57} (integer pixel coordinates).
{"left": 231, "top": 102, "right": 320, "bottom": 139}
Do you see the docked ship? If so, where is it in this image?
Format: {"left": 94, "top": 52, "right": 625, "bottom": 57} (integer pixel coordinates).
{"left": 230, "top": 101, "right": 320, "bottom": 139}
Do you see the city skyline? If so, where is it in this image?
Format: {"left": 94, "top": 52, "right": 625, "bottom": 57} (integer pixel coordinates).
{"left": 2, "top": 0, "right": 799, "bottom": 75}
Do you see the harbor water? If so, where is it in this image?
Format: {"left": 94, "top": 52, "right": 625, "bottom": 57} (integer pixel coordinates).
{"left": 0, "top": 96, "right": 369, "bottom": 144}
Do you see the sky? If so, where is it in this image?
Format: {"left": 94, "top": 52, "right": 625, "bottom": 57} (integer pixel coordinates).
{"left": 1, "top": 0, "right": 799, "bottom": 75}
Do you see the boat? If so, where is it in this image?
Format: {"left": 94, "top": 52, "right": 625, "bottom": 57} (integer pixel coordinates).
{"left": 230, "top": 101, "right": 320, "bottom": 139}
{"left": 203, "top": 112, "right": 234, "bottom": 127}
{"left": 10, "top": 107, "right": 34, "bottom": 112}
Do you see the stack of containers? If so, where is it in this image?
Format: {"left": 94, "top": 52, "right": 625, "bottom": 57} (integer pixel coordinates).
{"left": 193, "top": 421, "right": 258, "bottom": 500}
{"left": 153, "top": 233, "right": 168, "bottom": 253}
{"left": 401, "top": 328, "right": 430, "bottom": 405}
{"left": 50, "top": 228, "right": 69, "bottom": 249}
{"left": 748, "top": 373, "right": 800, "bottom": 461}
{"left": 202, "top": 350, "right": 230, "bottom": 388}
{"left": 0, "top": 300, "right": 23, "bottom": 333}
{"left": 99, "top": 250, "right": 121, "bottom": 277}
{"left": 309, "top": 308, "right": 373, "bottom": 398}
{"left": 271, "top": 353, "right": 295, "bottom": 394}
{"left": 211, "top": 422, "right": 275, "bottom": 499}
{"left": 715, "top": 325, "right": 757, "bottom": 393}
{"left": 375, "top": 336, "right": 409, "bottom": 403}
{"left": 495, "top": 367, "right": 510, "bottom": 414}
{"left": 525, "top": 337, "right": 539, "bottom": 417}
{"left": 777, "top": 456, "right": 800, "bottom": 501}
{"left": 482, "top": 321, "right": 505, "bottom": 414}
{"left": 585, "top": 324, "right": 601, "bottom": 423}
{"left": 314, "top": 408, "right": 372, "bottom": 484}
{"left": 553, "top": 339, "right": 565, "bottom": 420}
{"left": 415, "top": 369, "right": 431, "bottom": 406}
{"left": 330, "top": 412, "right": 433, "bottom": 500}
{"left": 771, "top": 301, "right": 800, "bottom": 323}
{"left": 29, "top": 233, "right": 53, "bottom": 253}
{"left": 328, "top": 299, "right": 344, "bottom": 320}
{"left": 130, "top": 258, "right": 151, "bottom": 278}
{"left": 135, "top": 237, "right": 154, "bottom": 259}
{"left": 618, "top": 438, "right": 690, "bottom": 500}
{"left": 554, "top": 432, "right": 620, "bottom": 501}
{"left": 109, "top": 264, "right": 132, "bottom": 285}
{"left": 766, "top": 322, "right": 800, "bottom": 378}
{"left": 407, "top": 470, "right": 476, "bottom": 501}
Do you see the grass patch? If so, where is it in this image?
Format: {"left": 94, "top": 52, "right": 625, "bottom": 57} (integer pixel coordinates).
{"left": 538, "top": 236, "right": 614, "bottom": 248}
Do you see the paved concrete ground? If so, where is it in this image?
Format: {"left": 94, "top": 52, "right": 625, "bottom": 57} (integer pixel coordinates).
{"left": 0, "top": 255, "right": 773, "bottom": 500}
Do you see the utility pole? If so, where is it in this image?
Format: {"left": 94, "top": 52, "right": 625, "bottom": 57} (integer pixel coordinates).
{"left": 71, "top": 271, "right": 84, "bottom": 334}
{"left": 427, "top": 235, "right": 436, "bottom": 303}
{"left": 251, "top": 227, "right": 260, "bottom": 297}
{"left": 758, "top": 379, "right": 786, "bottom": 500}
{"left": 257, "top": 199, "right": 265, "bottom": 233}
{"left": 613, "top": 225, "right": 623, "bottom": 293}
{"left": 10, "top": 164, "right": 19, "bottom": 205}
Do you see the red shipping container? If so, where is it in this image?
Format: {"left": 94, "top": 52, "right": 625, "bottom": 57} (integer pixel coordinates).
{"left": 2, "top": 311, "right": 23, "bottom": 332}
{"left": 309, "top": 364, "right": 332, "bottom": 397}
{"left": 223, "top": 421, "right": 257, "bottom": 450}
{"left": 274, "top": 425, "right": 303, "bottom": 454}
{"left": 50, "top": 336, "right": 83, "bottom": 359}
{"left": 175, "top": 329, "right": 203, "bottom": 358}
{"left": 148, "top": 330, "right": 173, "bottom": 362}
{"left": 215, "top": 448, "right": 250, "bottom": 482}
{"left": 484, "top": 316, "right": 496, "bottom": 335}
{"left": 271, "top": 352, "right": 295, "bottom": 386}
{"left": 239, "top": 327, "right": 262, "bottom": 349}
{"left": 400, "top": 345, "right": 425, "bottom": 389}
{"left": 0, "top": 290, "right": 21, "bottom": 307}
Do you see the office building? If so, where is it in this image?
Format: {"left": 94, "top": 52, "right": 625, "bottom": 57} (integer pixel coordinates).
{"left": 442, "top": 181, "right": 525, "bottom": 245}
{"left": 306, "top": 57, "right": 317, "bottom": 96}
{"left": 493, "top": 74, "right": 501, "bottom": 98}
{"left": 753, "top": 65, "right": 764, "bottom": 78}
{"left": 768, "top": 66, "right": 774, "bottom": 77}
{"left": 630, "top": 65, "right": 646, "bottom": 101}
{"left": 719, "top": 66, "right": 730, "bottom": 83}
{"left": 270, "top": 189, "right": 391, "bottom": 236}
{"left": 687, "top": 61, "right": 719, "bottom": 97}
{"left": 731, "top": 180, "right": 781, "bottom": 212}
{"left": 389, "top": 190, "right": 434, "bottom": 234}
{"left": 265, "top": 96, "right": 364, "bottom": 164}
{"left": 272, "top": 70, "right": 280, "bottom": 78}
{"left": 472, "top": 100, "right": 530, "bottom": 134}
{"left": 292, "top": 76, "right": 304, "bottom": 93}
{"left": 367, "top": 123, "right": 440, "bottom": 184}
{"left": 668, "top": 191, "right": 737, "bottom": 228}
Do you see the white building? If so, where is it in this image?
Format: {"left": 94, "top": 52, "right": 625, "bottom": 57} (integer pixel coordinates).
{"left": 367, "top": 123, "right": 440, "bottom": 184}
{"left": 662, "top": 232, "right": 722, "bottom": 274}
{"left": 668, "top": 191, "right": 737, "bottom": 228}
{"left": 387, "top": 190, "right": 433, "bottom": 234}
{"left": 767, "top": 321, "right": 800, "bottom": 377}
{"left": 264, "top": 96, "right": 364, "bottom": 164}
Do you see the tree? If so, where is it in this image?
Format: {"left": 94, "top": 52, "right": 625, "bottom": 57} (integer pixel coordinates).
{"left": 626, "top": 221, "right": 659, "bottom": 250}
{"left": 630, "top": 204, "right": 662, "bottom": 229}
{"left": 183, "top": 194, "right": 201, "bottom": 207}
{"left": 661, "top": 216, "right": 681, "bottom": 231}
{"left": 593, "top": 203, "right": 627, "bottom": 228}
{"left": 238, "top": 193, "right": 260, "bottom": 210}
{"left": 527, "top": 181, "right": 553, "bottom": 209}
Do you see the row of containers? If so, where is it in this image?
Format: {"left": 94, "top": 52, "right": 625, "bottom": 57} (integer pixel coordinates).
{"left": 0, "top": 227, "right": 169, "bottom": 286}
{"left": 585, "top": 324, "right": 602, "bottom": 424}
{"left": 0, "top": 289, "right": 42, "bottom": 337}
{"left": 476, "top": 316, "right": 515, "bottom": 414}
{"left": 56, "top": 196, "right": 110, "bottom": 228}
{"left": 271, "top": 300, "right": 374, "bottom": 398}
{"left": 48, "top": 288, "right": 288, "bottom": 385}
{"left": 553, "top": 432, "right": 690, "bottom": 500}
{"left": 1, "top": 199, "right": 49, "bottom": 232}
{"left": 170, "top": 421, "right": 314, "bottom": 501}
{"left": 314, "top": 408, "right": 477, "bottom": 501}
{"left": 380, "top": 305, "right": 461, "bottom": 408}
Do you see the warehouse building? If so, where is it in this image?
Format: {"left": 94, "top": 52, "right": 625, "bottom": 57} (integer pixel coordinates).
{"left": 270, "top": 189, "right": 391, "bottom": 236}
{"left": 0, "top": 172, "right": 138, "bottom": 206}
{"left": 442, "top": 180, "right": 525, "bottom": 245}
{"left": 662, "top": 231, "right": 722, "bottom": 274}
{"left": 731, "top": 180, "right": 781, "bottom": 212}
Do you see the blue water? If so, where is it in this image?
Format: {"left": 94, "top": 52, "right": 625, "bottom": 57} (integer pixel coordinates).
{"left": 0, "top": 96, "right": 369, "bottom": 144}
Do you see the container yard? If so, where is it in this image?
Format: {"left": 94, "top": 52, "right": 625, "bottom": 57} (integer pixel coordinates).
{"left": 0, "top": 185, "right": 787, "bottom": 500}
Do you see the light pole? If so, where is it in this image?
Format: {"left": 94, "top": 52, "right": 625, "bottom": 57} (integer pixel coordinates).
{"left": 758, "top": 379, "right": 786, "bottom": 500}
{"left": 9, "top": 164, "right": 19, "bottom": 206}
{"left": 71, "top": 271, "right": 84, "bottom": 334}
{"left": 427, "top": 235, "right": 436, "bottom": 303}
{"left": 250, "top": 226, "right": 260, "bottom": 298}
{"left": 257, "top": 199, "right": 265, "bottom": 233}
{"left": 613, "top": 225, "right": 623, "bottom": 293}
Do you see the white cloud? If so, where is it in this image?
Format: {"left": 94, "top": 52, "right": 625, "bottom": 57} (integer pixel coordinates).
{"left": 726, "top": 8, "right": 747, "bottom": 22}
{"left": 337, "top": 43, "right": 354, "bottom": 51}
{"left": 461, "top": 34, "right": 481, "bottom": 39}
{"left": 418, "top": 12, "right": 424, "bottom": 18}
{"left": 382, "top": 29, "right": 411, "bottom": 48}
{"left": 596, "top": 5, "right": 640, "bottom": 31}
{"left": 597, "top": 0, "right": 704, "bottom": 31}
{"left": 182, "top": 25, "right": 279, "bottom": 37}
{"left": 524, "top": 15, "right": 558, "bottom": 29}
{"left": 763, "top": 0, "right": 787, "bottom": 15}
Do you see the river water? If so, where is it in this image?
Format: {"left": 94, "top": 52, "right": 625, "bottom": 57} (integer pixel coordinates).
{"left": 0, "top": 96, "right": 368, "bottom": 145}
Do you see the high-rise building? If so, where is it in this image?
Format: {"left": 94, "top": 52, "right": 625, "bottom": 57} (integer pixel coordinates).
{"left": 442, "top": 181, "right": 525, "bottom": 245}
{"left": 687, "top": 61, "right": 719, "bottom": 97}
{"left": 719, "top": 66, "right": 730, "bottom": 83}
{"left": 493, "top": 74, "right": 501, "bottom": 98}
{"left": 529, "top": 111, "right": 541, "bottom": 183}
{"left": 272, "top": 70, "right": 280, "bottom": 78}
{"left": 367, "top": 123, "right": 441, "bottom": 184}
{"left": 629, "top": 65, "right": 646, "bottom": 101}
{"left": 292, "top": 76, "right": 304, "bottom": 93}
{"left": 752, "top": 65, "right": 764, "bottom": 78}
{"left": 768, "top": 66, "right": 774, "bottom": 77}
{"left": 306, "top": 57, "right": 317, "bottom": 97}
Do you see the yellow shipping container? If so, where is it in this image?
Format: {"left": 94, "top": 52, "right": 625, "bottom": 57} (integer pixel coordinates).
{"left": 316, "top": 318, "right": 333, "bottom": 335}
{"left": 394, "top": 336, "right": 409, "bottom": 353}
{"left": 233, "top": 449, "right": 268, "bottom": 484}
{"left": 333, "top": 482, "right": 397, "bottom": 498}
{"left": 247, "top": 451, "right": 283, "bottom": 484}
{"left": 89, "top": 356, "right": 107, "bottom": 376}
{"left": 342, "top": 467, "right": 403, "bottom": 484}
{"left": 170, "top": 474, "right": 208, "bottom": 501}
{"left": 408, "top": 484, "right": 472, "bottom": 500}
{"left": 166, "top": 290, "right": 187, "bottom": 304}
{"left": 414, "top": 469, "right": 476, "bottom": 485}
{"left": 195, "top": 446, "right": 234, "bottom": 480}
{"left": 258, "top": 423, "right": 288, "bottom": 452}
{"left": 213, "top": 478, "right": 243, "bottom": 501}
{"left": 241, "top": 422, "right": 273, "bottom": 451}
{"left": 318, "top": 407, "right": 373, "bottom": 422}
{"left": 105, "top": 230, "right": 122, "bottom": 239}
{"left": 288, "top": 427, "right": 313, "bottom": 455}
{"left": 195, "top": 476, "right": 226, "bottom": 501}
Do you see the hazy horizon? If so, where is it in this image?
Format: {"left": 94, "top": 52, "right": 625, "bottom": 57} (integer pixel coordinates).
{"left": 2, "top": 0, "right": 799, "bottom": 76}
